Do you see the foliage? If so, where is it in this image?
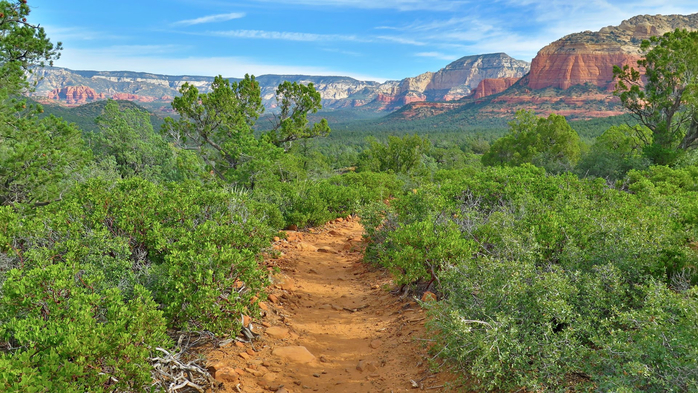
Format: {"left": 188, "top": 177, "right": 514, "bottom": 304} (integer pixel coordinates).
{"left": 364, "top": 165, "right": 698, "bottom": 391}
{"left": 482, "top": 110, "right": 582, "bottom": 172}
{"left": 163, "top": 75, "right": 272, "bottom": 182}
{"left": 252, "top": 171, "right": 404, "bottom": 228}
{"left": 163, "top": 75, "right": 331, "bottom": 186}
{"left": 264, "top": 81, "right": 331, "bottom": 150}
{"left": 0, "top": 1, "right": 87, "bottom": 206}
{"left": 38, "top": 99, "right": 165, "bottom": 133}
{"left": 91, "top": 100, "right": 199, "bottom": 182}
{"left": 0, "top": 112, "right": 90, "bottom": 205}
{"left": 0, "top": 270, "right": 168, "bottom": 392}
{"left": 614, "top": 29, "right": 698, "bottom": 165}
{"left": 576, "top": 124, "right": 651, "bottom": 180}
{"left": 358, "top": 134, "right": 432, "bottom": 174}
{"left": 0, "top": 0, "right": 62, "bottom": 94}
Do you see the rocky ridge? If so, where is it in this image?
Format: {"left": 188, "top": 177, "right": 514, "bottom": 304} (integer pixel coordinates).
{"left": 27, "top": 53, "right": 529, "bottom": 112}
{"left": 526, "top": 13, "right": 698, "bottom": 90}
{"left": 392, "top": 13, "right": 698, "bottom": 122}
{"left": 46, "top": 86, "right": 105, "bottom": 105}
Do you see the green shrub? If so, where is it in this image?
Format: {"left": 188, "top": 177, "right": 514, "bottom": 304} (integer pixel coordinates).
{"left": 0, "top": 265, "right": 168, "bottom": 392}
{"left": 367, "top": 165, "right": 698, "bottom": 391}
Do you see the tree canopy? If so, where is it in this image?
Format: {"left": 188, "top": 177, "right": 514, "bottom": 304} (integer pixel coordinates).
{"left": 0, "top": 0, "right": 88, "bottom": 206}
{"left": 614, "top": 28, "right": 698, "bottom": 165}
{"left": 482, "top": 110, "right": 582, "bottom": 171}
{"left": 162, "top": 75, "right": 331, "bottom": 185}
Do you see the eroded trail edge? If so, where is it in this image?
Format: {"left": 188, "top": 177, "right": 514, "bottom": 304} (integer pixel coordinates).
{"left": 204, "top": 217, "right": 459, "bottom": 393}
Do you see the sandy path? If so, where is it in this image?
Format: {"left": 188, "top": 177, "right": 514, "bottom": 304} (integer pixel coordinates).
{"left": 204, "top": 217, "right": 460, "bottom": 392}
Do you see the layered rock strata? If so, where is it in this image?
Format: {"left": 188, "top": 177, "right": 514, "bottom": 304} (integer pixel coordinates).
{"left": 527, "top": 13, "right": 698, "bottom": 90}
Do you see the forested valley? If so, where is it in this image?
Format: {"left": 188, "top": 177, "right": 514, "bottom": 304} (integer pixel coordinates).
{"left": 2, "top": 1, "right": 698, "bottom": 392}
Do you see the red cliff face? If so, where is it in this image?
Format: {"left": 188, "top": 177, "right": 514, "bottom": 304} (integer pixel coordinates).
{"left": 527, "top": 46, "right": 641, "bottom": 90}
{"left": 47, "top": 86, "right": 105, "bottom": 105}
{"left": 473, "top": 77, "right": 520, "bottom": 99}
{"left": 526, "top": 13, "right": 698, "bottom": 91}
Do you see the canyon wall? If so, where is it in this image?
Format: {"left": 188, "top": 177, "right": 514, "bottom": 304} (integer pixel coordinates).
{"left": 527, "top": 13, "right": 698, "bottom": 90}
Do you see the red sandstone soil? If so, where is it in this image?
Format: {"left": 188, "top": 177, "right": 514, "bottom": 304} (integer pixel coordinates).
{"left": 203, "top": 217, "right": 462, "bottom": 393}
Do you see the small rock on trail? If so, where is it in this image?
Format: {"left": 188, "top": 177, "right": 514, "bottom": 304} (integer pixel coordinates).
{"left": 271, "top": 346, "right": 316, "bottom": 363}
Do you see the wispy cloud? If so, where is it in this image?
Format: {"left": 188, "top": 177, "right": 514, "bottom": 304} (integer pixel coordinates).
{"left": 173, "top": 12, "right": 246, "bottom": 26}
{"left": 249, "top": 0, "right": 467, "bottom": 11}
{"left": 207, "top": 29, "right": 364, "bottom": 42}
{"left": 205, "top": 29, "right": 431, "bottom": 46}
{"left": 41, "top": 25, "right": 128, "bottom": 41}
{"left": 322, "top": 47, "right": 363, "bottom": 57}
{"left": 376, "top": 35, "right": 426, "bottom": 46}
{"left": 415, "top": 52, "right": 459, "bottom": 61}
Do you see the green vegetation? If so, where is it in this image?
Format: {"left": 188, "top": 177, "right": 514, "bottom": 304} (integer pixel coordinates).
{"left": 363, "top": 166, "right": 698, "bottom": 391}
{"left": 482, "top": 110, "right": 583, "bottom": 172}
{"left": 38, "top": 99, "right": 166, "bottom": 133}
{"left": 614, "top": 28, "right": 698, "bottom": 165}
{"left": 0, "top": 3, "right": 395, "bottom": 390}
{"left": 3, "top": 2, "right": 698, "bottom": 391}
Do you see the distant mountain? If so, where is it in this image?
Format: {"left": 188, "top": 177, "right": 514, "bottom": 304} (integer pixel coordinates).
{"left": 526, "top": 13, "right": 698, "bottom": 91}
{"left": 26, "top": 53, "right": 530, "bottom": 116}
{"left": 385, "top": 12, "right": 698, "bottom": 127}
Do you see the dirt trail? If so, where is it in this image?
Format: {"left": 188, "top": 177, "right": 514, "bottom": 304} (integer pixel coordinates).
{"left": 204, "top": 217, "right": 460, "bottom": 392}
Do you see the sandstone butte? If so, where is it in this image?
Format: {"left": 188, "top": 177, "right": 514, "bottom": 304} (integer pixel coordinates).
{"left": 374, "top": 53, "right": 530, "bottom": 109}
{"left": 526, "top": 13, "right": 698, "bottom": 90}
{"left": 46, "top": 86, "right": 105, "bottom": 105}
{"left": 473, "top": 77, "right": 520, "bottom": 99}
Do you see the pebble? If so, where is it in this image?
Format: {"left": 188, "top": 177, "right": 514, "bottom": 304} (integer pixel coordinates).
{"left": 272, "top": 346, "right": 316, "bottom": 363}
{"left": 266, "top": 326, "right": 290, "bottom": 339}
{"left": 297, "top": 242, "right": 318, "bottom": 252}
{"left": 370, "top": 339, "right": 383, "bottom": 349}
{"left": 214, "top": 367, "right": 239, "bottom": 383}
{"left": 317, "top": 246, "right": 337, "bottom": 254}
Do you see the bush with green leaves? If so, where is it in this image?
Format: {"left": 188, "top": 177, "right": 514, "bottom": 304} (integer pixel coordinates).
{"left": 482, "top": 110, "right": 583, "bottom": 172}
{"left": 0, "top": 176, "right": 278, "bottom": 389}
{"left": 253, "top": 171, "right": 404, "bottom": 228}
{"left": 0, "top": 266, "right": 168, "bottom": 392}
{"left": 364, "top": 165, "right": 698, "bottom": 391}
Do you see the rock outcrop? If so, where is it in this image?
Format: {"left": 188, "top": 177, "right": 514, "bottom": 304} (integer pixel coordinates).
{"left": 473, "top": 77, "right": 520, "bottom": 99}
{"left": 527, "top": 13, "right": 698, "bottom": 90}
{"left": 372, "top": 53, "right": 529, "bottom": 109}
{"left": 27, "top": 53, "right": 529, "bottom": 113}
{"left": 46, "top": 86, "right": 105, "bottom": 105}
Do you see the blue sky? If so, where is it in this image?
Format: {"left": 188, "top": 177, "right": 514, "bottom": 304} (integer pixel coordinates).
{"left": 31, "top": 0, "right": 698, "bottom": 82}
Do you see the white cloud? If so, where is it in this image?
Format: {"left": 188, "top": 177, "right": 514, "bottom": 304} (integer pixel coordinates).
{"left": 376, "top": 35, "right": 426, "bottom": 46}
{"left": 249, "top": 0, "right": 467, "bottom": 11}
{"left": 208, "top": 29, "right": 363, "bottom": 42}
{"left": 41, "top": 25, "right": 128, "bottom": 41}
{"left": 173, "top": 12, "right": 246, "bottom": 26}
{"left": 414, "top": 52, "right": 459, "bottom": 61}
{"left": 53, "top": 47, "right": 387, "bottom": 81}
